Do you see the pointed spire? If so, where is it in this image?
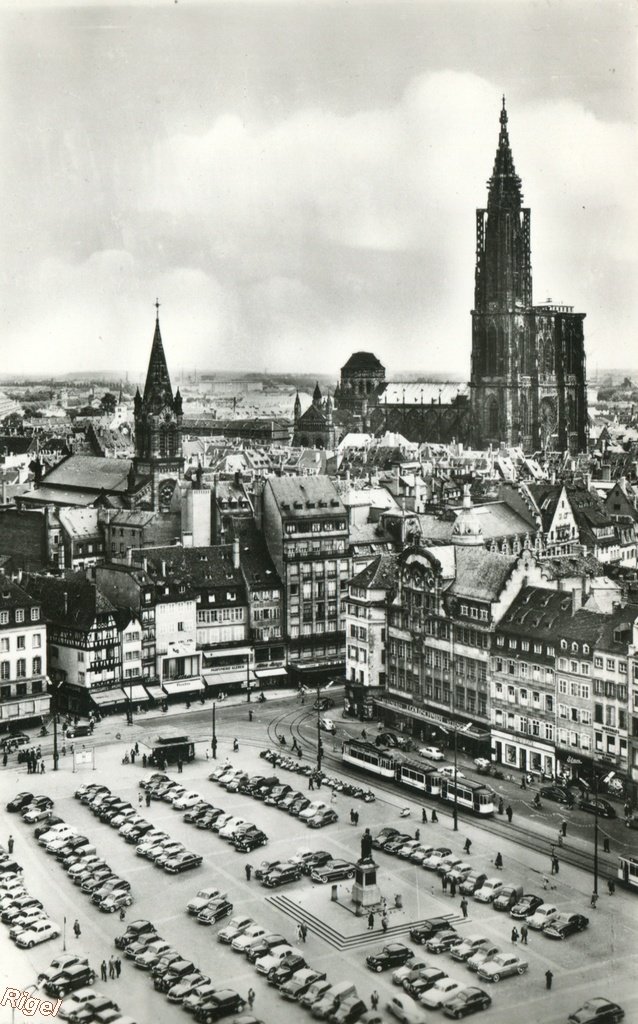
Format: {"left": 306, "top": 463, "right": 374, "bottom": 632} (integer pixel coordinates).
{"left": 293, "top": 391, "right": 302, "bottom": 424}
{"left": 312, "top": 381, "right": 322, "bottom": 407}
{"left": 487, "top": 95, "right": 523, "bottom": 208}
{"left": 142, "top": 301, "right": 175, "bottom": 409}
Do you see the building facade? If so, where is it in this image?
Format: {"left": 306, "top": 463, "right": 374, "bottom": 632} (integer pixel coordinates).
{"left": 470, "top": 100, "right": 588, "bottom": 453}
{"left": 0, "top": 581, "right": 49, "bottom": 734}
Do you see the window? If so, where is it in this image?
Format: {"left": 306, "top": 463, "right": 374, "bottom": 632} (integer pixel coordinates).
{"left": 558, "top": 678, "right": 567, "bottom": 694}
{"left": 534, "top": 643, "right": 542, "bottom": 654}
{"left": 16, "top": 659, "right": 26, "bottom": 678}
{"left": 560, "top": 640, "right": 567, "bottom": 650}
{"left": 16, "top": 636, "right": 25, "bottom": 650}
{"left": 30, "top": 607, "right": 40, "bottom": 621}
{"left": 581, "top": 663, "right": 590, "bottom": 676}
{"left": 546, "top": 645, "right": 555, "bottom": 656}
{"left": 0, "top": 638, "right": 8, "bottom": 652}
{"left": 0, "top": 662, "right": 9, "bottom": 680}
{"left": 78, "top": 651, "right": 84, "bottom": 663}
{"left": 32, "top": 656, "right": 41, "bottom": 675}
{"left": 32, "top": 634, "right": 41, "bottom": 649}
{"left": 0, "top": 612, "right": 8, "bottom": 625}
{"left": 620, "top": 661, "right": 627, "bottom": 675}
{"left": 607, "top": 658, "right": 615, "bottom": 671}
{"left": 582, "top": 644, "right": 589, "bottom": 654}
{"left": 15, "top": 609, "right": 24, "bottom": 623}
{"left": 594, "top": 656, "right": 603, "bottom": 668}
{"left": 521, "top": 640, "right": 529, "bottom": 651}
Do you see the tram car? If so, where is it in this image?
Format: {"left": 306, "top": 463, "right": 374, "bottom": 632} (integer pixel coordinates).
{"left": 341, "top": 739, "right": 495, "bottom": 817}
{"left": 618, "top": 854, "right": 638, "bottom": 892}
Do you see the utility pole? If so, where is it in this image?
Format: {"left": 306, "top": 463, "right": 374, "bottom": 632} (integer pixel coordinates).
{"left": 316, "top": 683, "right": 322, "bottom": 772}
{"left": 211, "top": 702, "right": 217, "bottom": 760}
{"left": 593, "top": 772, "right": 599, "bottom": 896}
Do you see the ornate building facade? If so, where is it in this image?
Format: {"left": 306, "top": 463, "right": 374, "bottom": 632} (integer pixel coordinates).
{"left": 470, "top": 100, "right": 588, "bottom": 453}
{"left": 292, "top": 383, "right": 336, "bottom": 450}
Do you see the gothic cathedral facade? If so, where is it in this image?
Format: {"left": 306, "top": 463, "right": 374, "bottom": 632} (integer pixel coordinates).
{"left": 470, "top": 100, "right": 588, "bottom": 454}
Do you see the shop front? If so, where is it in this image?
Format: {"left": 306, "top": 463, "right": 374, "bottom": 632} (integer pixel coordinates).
{"left": 374, "top": 694, "right": 491, "bottom": 757}
{"left": 491, "top": 729, "right": 555, "bottom": 778}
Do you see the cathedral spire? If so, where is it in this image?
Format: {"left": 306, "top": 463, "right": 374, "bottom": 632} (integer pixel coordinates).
{"left": 143, "top": 301, "right": 174, "bottom": 409}
{"left": 487, "top": 95, "right": 523, "bottom": 209}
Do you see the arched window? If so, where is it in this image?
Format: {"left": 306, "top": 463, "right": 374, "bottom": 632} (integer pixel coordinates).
{"left": 486, "top": 324, "right": 498, "bottom": 374}
{"left": 519, "top": 394, "right": 530, "bottom": 435}
{"left": 566, "top": 393, "right": 575, "bottom": 430}
{"left": 544, "top": 337, "right": 554, "bottom": 375}
{"left": 486, "top": 397, "right": 499, "bottom": 437}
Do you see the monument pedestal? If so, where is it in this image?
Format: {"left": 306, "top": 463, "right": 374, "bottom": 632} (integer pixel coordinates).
{"left": 351, "top": 858, "right": 381, "bottom": 916}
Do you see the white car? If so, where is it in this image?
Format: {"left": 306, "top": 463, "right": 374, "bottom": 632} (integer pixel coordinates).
{"left": 474, "top": 758, "right": 491, "bottom": 770}
{"left": 255, "top": 944, "right": 295, "bottom": 975}
{"left": 219, "top": 818, "right": 249, "bottom": 839}
{"left": 299, "top": 801, "right": 329, "bottom": 821}
{"left": 438, "top": 766, "right": 466, "bottom": 779}
{"left": 392, "top": 958, "right": 427, "bottom": 985}
{"left": 0, "top": 888, "right": 27, "bottom": 909}
{"left": 187, "top": 887, "right": 227, "bottom": 915}
{"left": 397, "top": 841, "right": 423, "bottom": 859}
{"left": 474, "top": 878, "right": 504, "bottom": 903}
{"left": 422, "top": 849, "right": 453, "bottom": 871}
{"left": 9, "top": 910, "right": 48, "bottom": 938}
{"left": 419, "top": 746, "right": 445, "bottom": 761}
{"left": 419, "top": 978, "right": 467, "bottom": 1009}
{"left": 320, "top": 718, "right": 336, "bottom": 733}
{"left": 527, "top": 903, "right": 559, "bottom": 930}
{"left": 14, "top": 918, "right": 60, "bottom": 948}
{"left": 387, "top": 994, "right": 426, "bottom": 1024}
{"left": 218, "top": 915, "right": 254, "bottom": 944}
{"left": 232, "top": 924, "right": 267, "bottom": 952}
{"left": 58, "top": 987, "right": 99, "bottom": 1021}
{"left": 38, "top": 825, "right": 76, "bottom": 846}
{"left": 173, "top": 791, "right": 204, "bottom": 811}
{"left": 136, "top": 832, "right": 168, "bottom": 855}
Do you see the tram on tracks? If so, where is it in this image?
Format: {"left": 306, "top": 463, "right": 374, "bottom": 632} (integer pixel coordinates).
{"left": 342, "top": 738, "right": 495, "bottom": 816}
{"left": 618, "top": 854, "right": 638, "bottom": 892}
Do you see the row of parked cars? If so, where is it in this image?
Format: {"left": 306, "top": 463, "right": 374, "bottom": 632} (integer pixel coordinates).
{"left": 260, "top": 748, "right": 376, "bottom": 802}
{"left": 208, "top": 761, "right": 339, "bottom": 829}
{"left": 113, "top": 917, "right": 249, "bottom": 1023}
{"left": 35, "top": 953, "right": 137, "bottom": 1024}
{"left": 76, "top": 780, "right": 203, "bottom": 874}
{"left": 0, "top": 846, "right": 60, "bottom": 949}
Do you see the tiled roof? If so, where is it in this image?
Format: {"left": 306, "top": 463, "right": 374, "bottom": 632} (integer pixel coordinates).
{"left": 448, "top": 547, "right": 516, "bottom": 602}
{"left": 0, "top": 580, "right": 36, "bottom": 613}
{"left": 341, "top": 351, "right": 385, "bottom": 372}
{"left": 23, "top": 572, "right": 116, "bottom": 631}
{"left": 266, "top": 475, "right": 345, "bottom": 518}
{"left": 58, "top": 507, "right": 101, "bottom": 538}
{"left": 42, "top": 455, "right": 132, "bottom": 493}
{"left": 231, "top": 522, "right": 282, "bottom": 590}
{"left": 139, "top": 545, "right": 245, "bottom": 592}
{"left": 350, "top": 553, "right": 399, "bottom": 590}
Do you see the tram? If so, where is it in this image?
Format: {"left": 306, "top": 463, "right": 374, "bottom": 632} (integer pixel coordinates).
{"left": 341, "top": 738, "right": 495, "bottom": 817}
{"left": 618, "top": 854, "right": 638, "bottom": 892}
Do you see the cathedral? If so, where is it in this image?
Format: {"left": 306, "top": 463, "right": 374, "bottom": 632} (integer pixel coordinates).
{"left": 470, "top": 99, "right": 588, "bottom": 453}
{"left": 292, "top": 383, "right": 336, "bottom": 449}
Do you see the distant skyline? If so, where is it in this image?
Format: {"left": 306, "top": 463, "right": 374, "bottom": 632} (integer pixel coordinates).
{"left": 1, "top": 0, "right": 636, "bottom": 379}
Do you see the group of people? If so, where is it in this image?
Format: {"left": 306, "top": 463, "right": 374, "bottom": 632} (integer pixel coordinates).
{"left": 349, "top": 808, "right": 360, "bottom": 826}
{"left": 99, "top": 956, "right": 122, "bottom": 980}
{"left": 20, "top": 746, "right": 45, "bottom": 774}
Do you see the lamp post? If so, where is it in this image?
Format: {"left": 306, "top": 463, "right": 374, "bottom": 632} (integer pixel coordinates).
{"left": 211, "top": 702, "right": 217, "bottom": 760}
{"left": 316, "top": 683, "right": 322, "bottom": 772}
{"left": 452, "top": 725, "right": 459, "bottom": 831}
{"left": 593, "top": 771, "right": 599, "bottom": 897}
{"left": 246, "top": 654, "right": 251, "bottom": 703}
{"left": 48, "top": 676, "right": 63, "bottom": 772}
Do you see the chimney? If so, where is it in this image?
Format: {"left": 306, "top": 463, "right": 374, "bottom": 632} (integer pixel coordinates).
{"left": 126, "top": 548, "right": 133, "bottom": 566}
{"left": 571, "top": 587, "right": 582, "bottom": 615}
{"left": 161, "top": 559, "right": 167, "bottom": 578}
{"left": 232, "top": 536, "right": 240, "bottom": 570}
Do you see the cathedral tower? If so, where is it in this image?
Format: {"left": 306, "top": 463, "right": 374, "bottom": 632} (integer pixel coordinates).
{"left": 133, "top": 302, "right": 183, "bottom": 509}
{"left": 470, "top": 100, "right": 587, "bottom": 453}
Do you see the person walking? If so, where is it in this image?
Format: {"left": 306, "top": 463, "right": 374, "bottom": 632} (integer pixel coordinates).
{"left": 607, "top": 879, "right": 616, "bottom": 895}
{"left": 142, "top": 753, "right": 147, "bottom": 768}
{"left": 561, "top": 819, "right": 567, "bottom": 837}
{"left": 245, "top": 864, "right": 252, "bottom": 882}
{"left": 145, "top": 792, "right": 151, "bottom": 808}
{"left": 370, "top": 991, "right": 379, "bottom": 1011}
{"left": 119, "top": 907, "right": 126, "bottom": 922}
{"left": 511, "top": 927, "right": 519, "bottom": 944}
{"left": 381, "top": 914, "right": 388, "bottom": 933}
{"left": 495, "top": 852, "right": 503, "bottom": 870}
{"left": 520, "top": 924, "right": 528, "bottom": 945}
{"left": 177, "top": 758, "right": 183, "bottom": 773}
{"left": 309, "top": 776, "right": 314, "bottom": 791}
{"left": 115, "top": 958, "right": 121, "bottom": 978}
{"left": 422, "top": 808, "right": 427, "bottom": 823}
{"left": 552, "top": 854, "right": 559, "bottom": 875}
{"left": 109, "top": 957, "right": 116, "bottom": 979}
{"left": 498, "top": 798, "right": 504, "bottom": 815}
{"left": 73, "top": 919, "right": 81, "bottom": 939}
{"left": 603, "top": 837, "right": 610, "bottom": 854}
{"left": 138, "top": 792, "right": 144, "bottom": 807}
{"left": 2, "top": 752, "right": 7, "bottom": 768}
{"left": 350, "top": 808, "right": 355, "bottom": 825}
{"left": 590, "top": 891, "right": 599, "bottom": 909}
{"left": 431, "top": 809, "right": 438, "bottom": 823}
{"left": 7, "top": 836, "right": 14, "bottom": 854}
{"left": 463, "top": 838, "right": 472, "bottom": 855}
{"left": 545, "top": 970, "right": 553, "bottom": 990}
{"left": 460, "top": 897, "right": 468, "bottom": 919}
{"left": 506, "top": 805, "right": 513, "bottom": 823}
{"left": 101, "top": 961, "right": 108, "bottom": 982}
{"left": 40, "top": 760, "right": 45, "bottom": 773}
{"left": 367, "top": 911, "right": 374, "bottom": 931}
{"left": 449, "top": 878, "right": 457, "bottom": 898}
{"left": 442, "top": 874, "right": 448, "bottom": 892}
{"left": 414, "top": 828, "right": 420, "bottom": 841}
{"left": 247, "top": 988, "right": 255, "bottom": 1009}
{"left": 300, "top": 922, "right": 308, "bottom": 943}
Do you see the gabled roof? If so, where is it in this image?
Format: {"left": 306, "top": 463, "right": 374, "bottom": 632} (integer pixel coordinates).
{"left": 448, "top": 547, "right": 516, "bottom": 602}
{"left": 266, "top": 475, "right": 345, "bottom": 518}
{"left": 23, "top": 572, "right": 116, "bottom": 631}
{"left": 350, "top": 553, "right": 399, "bottom": 591}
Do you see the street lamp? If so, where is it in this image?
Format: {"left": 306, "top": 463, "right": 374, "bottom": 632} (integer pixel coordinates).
{"left": 316, "top": 683, "right": 323, "bottom": 772}
{"left": 48, "top": 676, "right": 64, "bottom": 772}
{"left": 246, "top": 654, "right": 251, "bottom": 703}
{"left": 211, "top": 702, "right": 217, "bottom": 760}
{"left": 593, "top": 771, "right": 599, "bottom": 897}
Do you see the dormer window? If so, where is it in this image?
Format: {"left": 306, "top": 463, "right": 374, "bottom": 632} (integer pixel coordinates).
{"left": 15, "top": 609, "right": 25, "bottom": 623}
{"left": 560, "top": 639, "right": 567, "bottom": 650}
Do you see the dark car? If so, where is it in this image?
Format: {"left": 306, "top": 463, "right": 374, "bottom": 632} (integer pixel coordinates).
{"left": 262, "top": 863, "right": 302, "bottom": 888}
{"left": 254, "top": 859, "right": 283, "bottom": 881}
{"left": 268, "top": 953, "right": 307, "bottom": 987}
{"left": 184, "top": 804, "right": 213, "bottom": 824}
{"left": 314, "top": 697, "right": 336, "bottom": 710}
{"left": 366, "top": 943, "right": 412, "bottom": 973}
{"left": 67, "top": 996, "right": 119, "bottom": 1022}
{"left": 540, "top": 786, "right": 575, "bottom": 805}
{"left": 578, "top": 797, "right": 616, "bottom": 819}
{"left": 405, "top": 967, "right": 448, "bottom": 998}
{"left": 114, "top": 919, "right": 156, "bottom": 950}
{"left": 2, "top": 896, "right": 43, "bottom": 923}
{"left": 567, "top": 998, "right": 625, "bottom": 1023}
{"left": 165, "top": 852, "right": 203, "bottom": 873}
{"left": 542, "top": 913, "right": 589, "bottom": 940}
{"left": 307, "top": 808, "right": 339, "bottom": 829}
{"left": 459, "top": 873, "right": 488, "bottom": 896}
{"left": 371, "top": 827, "right": 399, "bottom": 850}
{"left": 197, "top": 809, "right": 225, "bottom": 830}
{"left": 410, "top": 917, "right": 457, "bottom": 945}
{"left": 442, "top": 986, "right": 492, "bottom": 1019}
{"left": 289, "top": 797, "right": 311, "bottom": 817}
{"left": 194, "top": 988, "right": 246, "bottom": 1023}
{"left": 6, "top": 791, "right": 34, "bottom": 812}
{"left": 44, "top": 963, "right": 97, "bottom": 997}
{"left": 153, "top": 958, "right": 196, "bottom": 992}
{"left": 234, "top": 829, "right": 268, "bottom": 853}
{"left": 375, "top": 732, "right": 412, "bottom": 751}
{"left": 310, "top": 859, "right": 356, "bottom": 884}
{"left": 297, "top": 850, "right": 333, "bottom": 874}
{"left": 382, "top": 833, "right": 412, "bottom": 854}
{"left": 34, "top": 815, "right": 64, "bottom": 839}
{"left": 125, "top": 822, "right": 154, "bottom": 843}
{"left": 197, "top": 898, "right": 234, "bottom": 925}
{"left": 510, "top": 894, "right": 544, "bottom": 919}
{"left": 246, "top": 934, "right": 288, "bottom": 964}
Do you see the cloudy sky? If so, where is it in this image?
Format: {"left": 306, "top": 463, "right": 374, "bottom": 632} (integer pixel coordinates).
{"left": 1, "top": 0, "right": 636, "bottom": 379}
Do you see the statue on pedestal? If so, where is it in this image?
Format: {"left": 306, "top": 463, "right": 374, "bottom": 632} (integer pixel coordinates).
{"left": 360, "top": 828, "right": 373, "bottom": 862}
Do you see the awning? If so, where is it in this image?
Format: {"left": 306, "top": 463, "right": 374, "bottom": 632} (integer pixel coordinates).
{"left": 254, "top": 667, "right": 288, "bottom": 680}
{"left": 204, "top": 670, "right": 250, "bottom": 688}
{"left": 202, "top": 646, "right": 252, "bottom": 663}
{"left": 121, "top": 684, "right": 150, "bottom": 703}
{"left": 162, "top": 678, "right": 205, "bottom": 695}
{"left": 145, "top": 685, "right": 164, "bottom": 701}
{"left": 374, "top": 695, "right": 490, "bottom": 740}
{"left": 90, "top": 689, "right": 129, "bottom": 707}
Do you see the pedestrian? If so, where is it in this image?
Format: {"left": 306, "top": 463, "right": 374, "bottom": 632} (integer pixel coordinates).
{"left": 309, "top": 776, "right": 314, "bottom": 791}
{"left": 2, "top": 752, "right": 7, "bottom": 768}
{"left": 119, "top": 907, "right": 126, "bottom": 922}
{"left": 353, "top": 810, "right": 359, "bottom": 826}
{"left": 449, "top": 878, "right": 457, "bottom": 898}
{"left": 300, "top": 922, "right": 308, "bottom": 942}
{"left": 557, "top": 831, "right": 564, "bottom": 848}
{"left": 414, "top": 828, "right": 420, "bottom": 841}
{"left": 145, "top": 792, "right": 151, "bottom": 808}
{"left": 245, "top": 863, "right": 252, "bottom": 882}
{"left": 498, "top": 798, "right": 504, "bottom": 815}
{"left": 247, "top": 988, "right": 255, "bottom": 1009}
{"left": 561, "top": 819, "right": 567, "bottom": 837}
{"left": 130, "top": 750, "right": 135, "bottom": 765}
{"left": 297, "top": 923, "right": 304, "bottom": 944}
{"left": 142, "top": 753, "right": 147, "bottom": 768}
{"left": 367, "top": 911, "right": 374, "bottom": 930}
{"left": 506, "top": 805, "right": 513, "bottom": 823}
{"left": 511, "top": 927, "right": 519, "bottom": 944}
{"left": 607, "top": 879, "right": 616, "bottom": 896}
{"left": 177, "top": 758, "right": 183, "bottom": 773}
{"left": 422, "top": 808, "right": 427, "bottom": 823}
{"left": 316, "top": 776, "right": 321, "bottom": 790}
{"left": 138, "top": 792, "right": 143, "bottom": 806}
{"left": 495, "top": 852, "right": 503, "bottom": 870}
{"left": 115, "top": 958, "right": 121, "bottom": 978}
{"left": 442, "top": 874, "right": 448, "bottom": 892}
{"left": 624, "top": 802, "right": 630, "bottom": 818}
{"left": 460, "top": 897, "right": 468, "bottom": 919}
{"left": 381, "top": 914, "right": 388, "bottom": 933}
{"left": 520, "top": 924, "right": 528, "bottom": 945}
{"left": 463, "top": 838, "right": 472, "bottom": 855}
{"left": 109, "top": 958, "right": 115, "bottom": 979}
{"left": 545, "top": 970, "right": 553, "bottom": 990}
{"left": 431, "top": 809, "right": 438, "bottom": 823}
{"left": 40, "top": 760, "right": 45, "bottom": 773}
{"left": 371, "top": 991, "right": 379, "bottom": 1011}
{"left": 350, "top": 808, "right": 355, "bottom": 825}
{"left": 603, "top": 837, "right": 610, "bottom": 854}
{"left": 233, "top": 739, "right": 239, "bottom": 752}
{"left": 73, "top": 919, "right": 81, "bottom": 939}
{"left": 101, "top": 961, "right": 108, "bottom": 982}
{"left": 551, "top": 854, "right": 559, "bottom": 875}
{"left": 7, "top": 835, "right": 14, "bottom": 854}
{"left": 330, "top": 788, "right": 337, "bottom": 803}
{"left": 590, "top": 891, "right": 598, "bottom": 909}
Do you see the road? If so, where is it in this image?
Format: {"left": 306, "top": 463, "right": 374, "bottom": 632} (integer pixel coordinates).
{"left": 1, "top": 696, "right": 636, "bottom": 1024}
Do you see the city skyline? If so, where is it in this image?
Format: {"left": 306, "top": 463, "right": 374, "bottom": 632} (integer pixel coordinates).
{"left": 1, "top": 0, "right": 636, "bottom": 378}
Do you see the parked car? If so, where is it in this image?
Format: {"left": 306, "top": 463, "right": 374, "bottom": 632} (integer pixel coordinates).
{"left": 98, "top": 890, "right": 133, "bottom": 914}
{"left": 426, "top": 931, "right": 463, "bottom": 955}
{"left": 391, "top": 958, "right": 427, "bottom": 986}
{"left": 540, "top": 786, "right": 575, "bottom": 805}
{"left": 280, "top": 968, "right": 327, "bottom": 1001}
{"left": 188, "top": 888, "right": 227, "bottom": 915}
{"left": 509, "top": 894, "right": 544, "bottom": 919}
{"left": 422, "top": 848, "right": 453, "bottom": 871}
{"left": 114, "top": 919, "right": 156, "bottom": 950}
{"left": 165, "top": 852, "right": 203, "bottom": 873}
{"left": 66, "top": 996, "right": 119, "bottom": 1023}
{"left": 578, "top": 798, "right": 616, "bottom": 819}
{"left": 262, "top": 864, "right": 302, "bottom": 888}
{"left": 477, "top": 952, "right": 529, "bottom": 982}
{"left": 527, "top": 903, "right": 559, "bottom": 930}
{"left": 231, "top": 924, "right": 267, "bottom": 953}
{"left": 466, "top": 946, "right": 500, "bottom": 973}
{"left": 442, "top": 986, "right": 492, "bottom": 1018}
{"left": 307, "top": 809, "right": 339, "bottom": 829}
{"left": 233, "top": 829, "right": 268, "bottom": 853}
{"left": 418, "top": 746, "right": 445, "bottom": 761}
{"left": 542, "top": 913, "right": 589, "bottom": 940}
{"left": 372, "top": 827, "right": 399, "bottom": 849}
{"left": 386, "top": 994, "right": 426, "bottom": 1024}
{"left": 567, "top": 998, "right": 625, "bottom": 1023}
{"left": 459, "top": 873, "right": 488, "bottom": 896}
{"left": 38, "top": 954, "right": 90, "bottom": 986}
{"left": 193, "top": 989, "right": 245, "bottom": 1023}
{"left": 245, "top": 933, "right": 289, "bottom": 964}
{"left": 268, "top": 952, "right": 307, "bottom": 987}
{"left": 366, "top": 944, "right": 412, "bottom": 972}
{"left": 492, "top": 885, "right": 524, "bottom": 912}
{"left": 43, "top": 963, "right": 95, "bottom": 998}
{"left": 7, "top": 791, "right": 34, "bottom": 812}
{"left": 1, "top": 733, "right": 30, "bottom": 753}
{"left": 404, "top": 967, "right": 448, "bottom": 999}
{"left": 218, "top": 915, "right": 254, "bottom": 944}
{"left": 474, "top": 879, "right": 504, "bottom": 904}
{"left": 196, "top": 898, "right": 233, "bottom": 925}
{"left": 22, "top": 796, "right": 54, "bottom": 822}
{"left": 420, "top": 979, "right": 468, "bottom": 1009}
{"left": 410, "top": 917, "right": 455, "bottom": 945}
{"left": 310, "top": 859, "right": 356, "bottom": 884}
{"left": 450, "top": 936, "right": 492, "bottom": 962}
{"left": 166, "top": 971, "right": 210, "bottom": 1004}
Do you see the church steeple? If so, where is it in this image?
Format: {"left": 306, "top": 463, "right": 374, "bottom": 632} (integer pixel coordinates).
{"left": 143, "top": 301, "right": 175, "bottom": 411}
{"left": 293, "top": 391, "right": 302, "bottom": 424}
{"left": 487, "top": 97, "right": 523, "bottom": 210}
{"left": 312, "top": 382, "right": 322, "bottom": 408}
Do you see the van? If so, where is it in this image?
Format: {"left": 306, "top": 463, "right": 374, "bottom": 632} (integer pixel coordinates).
{"left": 311, "top": 982, "right": 357, "bottom": 1019}
{"left": 493, "top": 884, "right": 524, "bottom": 911}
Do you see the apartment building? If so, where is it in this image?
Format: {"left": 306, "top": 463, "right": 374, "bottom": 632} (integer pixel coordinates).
{"left": 0, "top": 581, "right": 49, "bottom": 733}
